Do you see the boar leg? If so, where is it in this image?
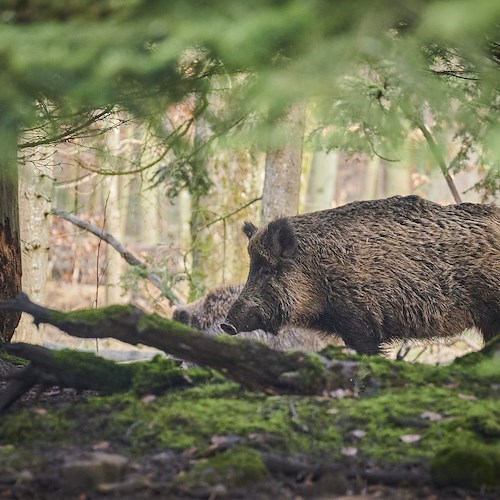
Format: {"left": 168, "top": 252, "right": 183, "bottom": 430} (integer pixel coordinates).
{"left": 341, "top": 334, "right": 382, "bottom": 355}
{"left": 477, "top": 317, "right": 500, "bottom": 343}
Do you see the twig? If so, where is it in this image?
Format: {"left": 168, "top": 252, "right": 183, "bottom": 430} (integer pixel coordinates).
{"left": 19, "top": 107, "right": 115, "bottom": 149}
{"left": 52, "top": 209, "right": 182, "bottom": 306}
{"left": 415, "top": 120, "right": 462, "bottom": 204}
{"left": 204, "top": 197, "right": 262, "bottom": 229}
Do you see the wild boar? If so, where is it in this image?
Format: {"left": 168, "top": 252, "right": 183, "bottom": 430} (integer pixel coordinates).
{"left": 173, "top": 284, "right": 337, "bottom": 351}
{"left": 222, "top": 195, "right": 500, "bottom": 354}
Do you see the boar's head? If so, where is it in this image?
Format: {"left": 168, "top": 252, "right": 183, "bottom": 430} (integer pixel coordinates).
{"left": 222, "top": 217, "right": 304, "bottom": 335}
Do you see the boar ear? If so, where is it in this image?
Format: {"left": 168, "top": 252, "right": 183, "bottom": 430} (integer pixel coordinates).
{"left": 242, "top": 221, "right": 258, "bottom": 240}
{"left": 268, "top": 218, "right": 297, "bottom": 260}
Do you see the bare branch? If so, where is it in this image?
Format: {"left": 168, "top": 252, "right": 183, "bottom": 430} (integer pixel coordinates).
{"left": 415, "top": 121, "right": 462, "bottom": 204}
{"left": 401, "top": 106, "right": 462, "bottom": 204}
{"left": 204, "top": 197, "right": 262, "bottom": 229}
{"left": 52, "top": 209, "right": 183, "bottom": 306}
{"left": 19, "top": 107, "right": 116, "bottom": 149}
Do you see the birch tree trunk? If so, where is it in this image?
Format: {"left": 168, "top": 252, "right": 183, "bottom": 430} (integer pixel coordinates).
{"left": 0, "top": 126, "right": 22, "bottom": 342}
{"left": 305, "top": 151, "right": 338, "bottom": 212}
{"left": 262, "top": 105, "right": 305, "bottom": 224}
{"left": 103, "top": 126, "right": 125, "bottom": 305}
{"left": 385, "top": 163, "right": 411, "bottom": 196}
{"left": 188, "top": 113, "right": 211, "bottom": 301}
{"left": 362, "top": 156, "right": 380, "bottom": 200}
{"left": 14, "top": 151, "right": 53, "bottom": 343}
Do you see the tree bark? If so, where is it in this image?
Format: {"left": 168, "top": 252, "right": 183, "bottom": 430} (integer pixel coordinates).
{"left": 305, "top": 151, "right": 338, "bottom": 212}
{"left": 262, "top": 105, "right": 305, "bottom": 224}
{"left": 0, "top": 125, "right": 22, "bottom": 342}
{"left": 15, "top": 148, "right": 53, "bottom": 343}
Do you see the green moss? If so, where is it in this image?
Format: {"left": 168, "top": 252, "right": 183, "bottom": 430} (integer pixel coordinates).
{"left": 51, "top": 349, "right": 136, "bottom": 393}
{"left": 0, "top": 444, "right": 37, "bottom": 475}
{"left": 334, "top": 385, "right": 500, "bottom": 464}
{"left": 287, "top": 353, "right": 327, "bottom": 394}
{"left": 0, "top": 338, "right": 497, "bottom": 486}
{"left": 0, "top": 408, "right": 71, "bottom": 445}
{"left": 51, "top": 304, "right": 136, "bottom": 325}
{"left": 464, "top": 405, "right": 500, "bottom": 438}
{"left": 431, "top": 444, "right": 500, "bottom": 488}
{"left": 137, "top": 312, "right": 197, "bottom": 335}
{"left": 473, "top": 357, "right": 500, "bottom": 381}
{"left": 131, "top": 355, "right": 214, "bottom": 395}
{"left": 0, "top": 345, "right": 27, "bottom": 366}
{"left": 179, "top": 446, "right": 267, "bottom": 488}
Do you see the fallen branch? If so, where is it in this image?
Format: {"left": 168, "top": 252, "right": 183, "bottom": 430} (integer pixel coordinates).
{"left": 0, "top": 342, "right": 200, "bottom": 411}
{"left": 52, "top": 209, "right": 182, "bottom": 306}
{"left": 0, "top": 293, "right": 366, "bottom": 396}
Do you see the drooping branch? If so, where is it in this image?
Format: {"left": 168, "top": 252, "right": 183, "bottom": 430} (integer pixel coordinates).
{"left": 0, "top": 293, "right": 365, "bottom": 396}
{"left": 52, "top": 209, "right": 182, "bottom": 306}
{"left": 19, "top": 106, "right": 116, "bottom": 149}
{"left": 414, "top": 121, "right": 462, "bottom": 204}
{"left": 401, "top": 106, "right": 462, "bottom": 204}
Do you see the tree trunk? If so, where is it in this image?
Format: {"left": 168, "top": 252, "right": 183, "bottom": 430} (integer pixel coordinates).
{"left": 362, "top": 156, "right": 380, "bottom": 200}
{"left": 14, "top": 150, "right": 53, "bottom": 343}
{"left": 384, "top": 162, "right": 411, "bottom": 197}
{"left": 262, "top": 105, "right": 305, "bottom": 224}
{"left": 0, "top": 126, "right": 22, "bottom": 342}
{"left": 305, "top": 151, "right": 338, "bottom": 212}
{"left": 103, "top": 174, "right": 124, "bottom": 305}
{"left": 188, "top": 112, "right": 211, "bottom": 301}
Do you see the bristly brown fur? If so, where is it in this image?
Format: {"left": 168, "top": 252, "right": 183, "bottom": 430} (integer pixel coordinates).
{"left": 225, "top": 195, "right": 500, "bottom": 354}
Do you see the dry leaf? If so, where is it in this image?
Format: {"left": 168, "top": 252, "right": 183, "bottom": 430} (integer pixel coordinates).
{"left": 458, "top": 393, "right": 477, "bottom": 401}
{"left": 400, "top": 434, "right": 422, "bottom": 443}
{"left": 92, "top": 441, "right": 111, "bottom": 451}
{"left": 341, "top": 447, "right": 358, "bottom": 456}
{"left": 350, "top": 429, "right": 366, "bottom": 439}
{"left": 420, "top": 411, "right": 443, "bottom": 421}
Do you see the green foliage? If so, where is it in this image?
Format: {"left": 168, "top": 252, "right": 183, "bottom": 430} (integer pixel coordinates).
{"left": 1, "top": 0, "right": 498, "bottom": 197}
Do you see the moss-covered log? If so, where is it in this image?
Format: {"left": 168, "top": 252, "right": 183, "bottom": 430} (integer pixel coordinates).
{"left": 0, "top": 293, "right": 366, "bottom": 395}
{"left": 0, "top": 343, "right": 217, "bottom": 412}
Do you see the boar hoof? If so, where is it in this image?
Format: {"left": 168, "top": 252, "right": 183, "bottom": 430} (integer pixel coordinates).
{"left": 221, "top": 323, "right": 238, "bottom": 335}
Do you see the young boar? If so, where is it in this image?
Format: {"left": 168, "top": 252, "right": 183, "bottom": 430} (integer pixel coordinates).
{"left": 173, "top": 285, "right": 336, "bottom": 351}
{"left": 222, "top": 195, "right": 500, "bottom": 354}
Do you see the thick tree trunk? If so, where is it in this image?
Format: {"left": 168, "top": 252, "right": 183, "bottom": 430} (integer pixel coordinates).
{"left": 0, "top": 126, "right": 22, "bottom": 342}
{"left": 14, "top": 150, "right": 53, "bottom": 343}
{"left": 262, "top": 105, "right": 305, "bottom": 224}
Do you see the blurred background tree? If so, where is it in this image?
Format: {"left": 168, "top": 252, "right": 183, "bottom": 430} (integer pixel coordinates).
{"left": 0, "top": 0, "right": 498, "bottom": 344}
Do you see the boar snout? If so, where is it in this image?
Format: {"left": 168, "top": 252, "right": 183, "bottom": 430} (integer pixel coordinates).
{"left": 224, "top": 305, "right": 267, "bottom": 334}
{"left": 221, "top": 322, "right": 238, "bottom": 335}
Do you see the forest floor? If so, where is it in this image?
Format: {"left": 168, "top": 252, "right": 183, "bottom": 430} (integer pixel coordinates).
{"left": 0, "top": 337, "right": 498, "bottom": 499}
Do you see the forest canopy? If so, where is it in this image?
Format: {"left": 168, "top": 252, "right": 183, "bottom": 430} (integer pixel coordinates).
{"left": 2, "top": 0, "right": 499, "bottom": 159}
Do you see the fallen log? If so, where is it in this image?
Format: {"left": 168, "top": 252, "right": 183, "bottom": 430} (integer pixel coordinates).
{"left": 0, "top": 293, "right": 367, "bottom": 396}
